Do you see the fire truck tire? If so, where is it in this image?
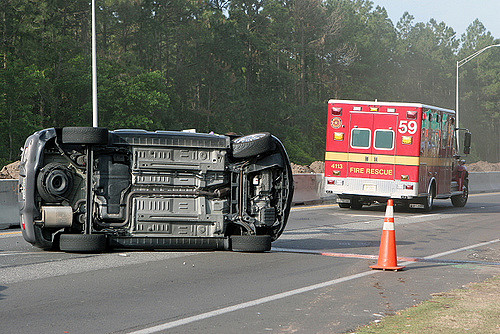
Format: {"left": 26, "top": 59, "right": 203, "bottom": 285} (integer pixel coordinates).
{"left": 350, "top": 197, "right": 363, "bottom": 210}
{"left": 423, "top": 184, "right": 435, "bottom": 212}
{"left": 59, "top": 234, "right": 107, "bottom": 253}
{"left": 451, "top": 180, "right": 468, "bottom": 207}
{"left": 400, "top": 200, "right": 411, "bottom": 211}
{"left": 62, "top": 127, "right": 109, "bottom": 145}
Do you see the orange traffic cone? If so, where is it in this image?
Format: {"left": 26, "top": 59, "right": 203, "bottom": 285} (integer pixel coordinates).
{"left": 370, "top": 199, "right": 405, "bottom": 271}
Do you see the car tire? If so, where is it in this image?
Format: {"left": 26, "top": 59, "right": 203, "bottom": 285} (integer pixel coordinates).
{"left": 62, "top": 127, "right": 109, "bottom": 145}
{"left": 59, "top": 234, "right": 107, "bottom": 253}
{"left": 230, "top": 235, "right": 272, "bottom": 252}
{"left": 451, "top": 179, "right": 468, "bottom": 207}
{"left": 232, "top": 133, "right": 275, "bottom": 158}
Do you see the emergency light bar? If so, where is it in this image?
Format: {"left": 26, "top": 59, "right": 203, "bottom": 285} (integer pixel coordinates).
{"left": 406, "top": 111, "right": 418, "bottom": 119}
{"left": 331, "top": 107, "right": 342, "bottom": 115}
{"left": 402, "top": 136, "right": 413, "bottom": 144}
{"left": 334, "top": 132, "right": 344, "bottom": 141}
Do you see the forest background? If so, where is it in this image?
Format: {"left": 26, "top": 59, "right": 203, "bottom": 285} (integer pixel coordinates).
{"left": 1, "top": 0, "right": 499, "bottom": 166}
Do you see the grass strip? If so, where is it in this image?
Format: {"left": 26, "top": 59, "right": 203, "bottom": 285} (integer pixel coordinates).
{"left": 351, "top": 275, "right": 500, "bottom": 334}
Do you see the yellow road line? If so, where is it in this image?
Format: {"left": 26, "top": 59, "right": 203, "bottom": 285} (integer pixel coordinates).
{"left": 0, "top": 231, "right": 22, "bottom": 236}
{"left": 291, "top": 204, "right": 336, "bottom": 211}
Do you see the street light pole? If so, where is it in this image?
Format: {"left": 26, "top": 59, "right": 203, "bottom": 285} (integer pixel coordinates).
{"left": 455, "top": 43, "right": 500, "bottom": 150}
{"left": 455, "top": 43, "right": 500, "bottom": 130}
{"left": 456, "top": 59, "right": 459, "bottom": 128}
{"left": 92, "top": 0, "right": 98, "bottom": 127}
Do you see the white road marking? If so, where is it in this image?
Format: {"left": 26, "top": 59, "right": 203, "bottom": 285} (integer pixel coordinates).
{"left": 408, "top": 214, "right": 438, "bottom": 219}
{"left": 127, "top": 238, "right": 500, "bottom": 334}
{"left": 348, "top": 214, "right": 385, "bottom": 218}
{"left": 0, "top": 252, "right": 198, "bottom": 284}
{"left": 422, "top": 239, "right": 500, "bottom": 260}
{"left": 0, "top": 251, "right": 41, "bottom": 257}
{"left": 127, "top": 272, "right": 375, "bottom": 334}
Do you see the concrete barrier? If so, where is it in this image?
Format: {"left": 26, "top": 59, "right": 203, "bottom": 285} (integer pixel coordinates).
{"left": 292, "top": 173, "right": 335, "bottom": 204}
{"left": 291, "top": 172, "right": 500, "bottom": 204}
{"left": 469, "top": 172, "right": 500, "bottom": 193}
{"left": 0, "top": 172, "right": 499, "bottom": 228}
{"left": 0, "top": 179, "right": 19, "bottom": 229}
{"left": 292, "top": 174, "right": 322, "bottom": 203}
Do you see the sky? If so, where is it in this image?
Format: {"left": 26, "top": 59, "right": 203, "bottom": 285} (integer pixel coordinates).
{"left": 370, "top": 0, "right": 499, "bottom": 38}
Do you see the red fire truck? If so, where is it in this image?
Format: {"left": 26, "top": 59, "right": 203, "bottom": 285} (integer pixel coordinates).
{"left": 324, "top": 99, "right": 471, "bottom": 211}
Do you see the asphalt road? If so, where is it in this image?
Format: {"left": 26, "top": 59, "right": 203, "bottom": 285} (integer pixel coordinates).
{"left": 1, "top": 193, "right": 499, "bottom": 334}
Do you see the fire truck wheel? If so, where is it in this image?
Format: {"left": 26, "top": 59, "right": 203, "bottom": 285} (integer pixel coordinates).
{"left": 350, "top": 197, "right": 363, "bottom": 210}
{"left": 423, "top": 184, "right": 435, "bottom": 212}
{"left": 451, "top": 180, "right": 468, "bottom": 207}
{"left": 400, "top": 201, "right": 411, "bottom": 211}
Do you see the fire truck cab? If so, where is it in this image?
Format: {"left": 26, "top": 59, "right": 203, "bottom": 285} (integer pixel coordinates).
{"left": 324, "top": 99, "right": 471, "bottom": 211}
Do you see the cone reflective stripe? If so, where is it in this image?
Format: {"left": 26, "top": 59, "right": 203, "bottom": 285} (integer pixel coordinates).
{"left": 370, "top": 199, "right": 405, "bottom": 271}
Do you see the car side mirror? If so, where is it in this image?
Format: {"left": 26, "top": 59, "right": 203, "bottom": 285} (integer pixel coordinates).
{"left": 463, "top": 132, "right": 471, "bottom": 154}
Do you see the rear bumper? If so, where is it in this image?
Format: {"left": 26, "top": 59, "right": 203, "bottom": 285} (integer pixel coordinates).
{"left": 325, "top": 177, "right": 419, "bottom": 199}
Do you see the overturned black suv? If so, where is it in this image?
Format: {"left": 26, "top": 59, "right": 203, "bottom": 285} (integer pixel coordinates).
{"left": 19, "top": 127, "right": 294, "bottom": 252}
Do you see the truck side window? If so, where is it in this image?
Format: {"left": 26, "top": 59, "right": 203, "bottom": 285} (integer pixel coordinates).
{"left": 374, "top": 130, "right": 394, "bottom": 150}
{"left": 351, "top": 128, "right": 371, "bottom": 148}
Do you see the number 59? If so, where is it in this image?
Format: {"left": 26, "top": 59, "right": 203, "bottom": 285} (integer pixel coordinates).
{"left": 398, "top": 120, "right": 417, "bottom": 134}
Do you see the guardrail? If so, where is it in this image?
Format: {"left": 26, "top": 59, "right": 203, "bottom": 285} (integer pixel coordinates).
{"left": 1, "top": 172, "right": 499, "bottom": 229}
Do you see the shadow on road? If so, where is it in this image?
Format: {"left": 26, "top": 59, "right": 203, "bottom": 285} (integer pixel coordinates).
{"left": 342, "top": 198, "right": 500, "bottom": 215}
{"left": 0, "top": 285, "right": 7, "bottom": 301}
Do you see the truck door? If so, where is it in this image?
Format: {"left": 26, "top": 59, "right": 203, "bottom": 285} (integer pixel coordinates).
{"left": 348, "top": 112, "right": 398, "bottom": 182}
{"left": 372, "top": 113, "right": 398, "bottom": 180}
{"left": 348, "top": 112, "right": 373, "bottom": 181}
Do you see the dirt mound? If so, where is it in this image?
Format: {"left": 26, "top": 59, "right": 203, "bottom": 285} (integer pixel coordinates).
{"left": 309, "top": 161, "right": 325, "bottom": 173}
{"left": 291, "top": 163, "right": 313, "bottom": 173}
{"left": 0, "top": 161, "right": 20, "bottom": 179}
{"left": 467, "top": 161, "right": 500, "bottom": 172}
{"left": 291, "top": 161, "right": 325, "bottom": 174}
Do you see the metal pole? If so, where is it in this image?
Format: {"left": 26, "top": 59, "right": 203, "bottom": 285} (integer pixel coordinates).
{"left": 456, "top": 61, "right": 460, "bottom": 151}
{"left": 92, "top": 0, "right": 98, "bottom": 127}
{"left": 455, "top": 44, "right": 500, "bottom": 152}
{"left": 85, "top": 146, "right": 94, "bottom": 234}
